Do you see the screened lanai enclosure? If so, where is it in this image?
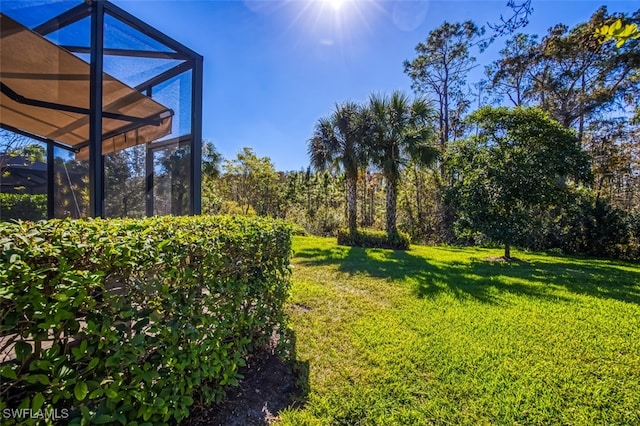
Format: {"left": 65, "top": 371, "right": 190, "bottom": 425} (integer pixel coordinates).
{"left": 0, "top": 0, "right": 203, "bottom": 220}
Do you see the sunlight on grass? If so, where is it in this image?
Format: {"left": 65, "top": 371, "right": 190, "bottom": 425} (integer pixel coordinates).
{"left": 282, "top": 236, "right": 640, "bottom": 424}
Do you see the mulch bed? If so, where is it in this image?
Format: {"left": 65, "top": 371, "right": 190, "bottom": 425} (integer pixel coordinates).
{"left": 180, "top": 352, "right": 302, "bottom": 426}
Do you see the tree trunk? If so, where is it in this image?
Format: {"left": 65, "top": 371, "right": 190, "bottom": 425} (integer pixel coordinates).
{"left": 443, "top": 74, "right": 450, "bottom": 148}
{"left": 504, "top": 243, "right": 511, "bottom": 260}
{"left": 386, "top": 177, "right": 398, "bottom": 235}
{"left": 413, "top": 165, "right": 425, "bottom": 237}
{"left": 368, "top": 186, "right": 375, "bottom": 227}
{"left": 346, "top": 175, "right": 357, "bottom": 231}
{"left": 360, "top": 172, "right": 366, "bottom": 227}
{"left": 578, "top": 73, "right": 585, "bottom": 144}
{"left": 438, "top": 91, "right": 446, "bottom": 177}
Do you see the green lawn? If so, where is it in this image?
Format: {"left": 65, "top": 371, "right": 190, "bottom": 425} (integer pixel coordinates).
{"left": 279, "top": 236, "right": 640, "bottom": 425}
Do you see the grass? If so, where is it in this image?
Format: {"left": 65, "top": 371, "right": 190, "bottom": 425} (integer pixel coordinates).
{"left": 279, "top": 236, "right": 640, "bottom": 425}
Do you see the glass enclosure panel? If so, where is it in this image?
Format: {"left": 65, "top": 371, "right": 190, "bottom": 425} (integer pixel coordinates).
{"left": 152, "top": 143, "right": 190, "bottom": 216}
{"left": 45, "top": 17, "right": 91, "bottom": 49}
{"left": 103, "top": 56, "right": 184, "bottom": 88}
{"left": 147, "top": 69, "right": 193, "bottom": 216}
{"left": 53, "top": 148, "right": 88, "bottom": 218}
{"left": 104, "top": 144, "right": 146, "bottom": 217}
{"left": 101, "top": 13, "right": 184, "bottom": 87}
{"left": 1, "top": 1, "right": 200, "bottom": 219}
{"left": 0, "top": 131, "right": 47, "bottom": 221}
{"left": 0, "top": 1, "right": 83, "bottom": 29}
{"left": 153, "top": 71, "right": 193, "bottom": 140}
{"left": 103, "top": 13, "right": 176, "bottom": 53}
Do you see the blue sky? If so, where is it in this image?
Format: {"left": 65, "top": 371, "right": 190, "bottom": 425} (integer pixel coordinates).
{"left": 112, "top": 0, "right": 638, "bottom": 171}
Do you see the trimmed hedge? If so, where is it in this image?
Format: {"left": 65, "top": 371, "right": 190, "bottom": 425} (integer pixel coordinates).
{"left": 0, "top": 193, "right": 47, "bottom": 222}
{"left": 337, "top": 228, "right": 411, "bottom": 250}
{"left": 0, "top": 215, "right": 291, "bottom": 425}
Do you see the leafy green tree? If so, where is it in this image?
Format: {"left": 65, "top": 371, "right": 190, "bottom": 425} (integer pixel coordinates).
{"left": 368, "top": 91, "right": 438, "bottom": 235}
{"left": 485, "top": 33, "right": 538, "bottom": 106}
{"left": 397, "top": 161, "right": 445, "bottom": 243}
{"left": 0, "top": 131, "right": 32, "bottom": 170}
{"left": 104, "top": 145, "right": 146, "bottom": 217}
{"left": 53, "top": 156, "right": 89, "bottom": 218}
{"left": 358, "top": 168, "right": 383, "bottom": 228}
{"left": 531, "top": 7, "right": 639, "bottom": 141}
{"left": 221, "top": 147, "right": 284, "bottom": 217}
{"left": 17, "top": 143, "right": 46, "bottom": 163}
{"left": 308, "top": 102, "right": 369, "bottom": 231}
{"left": 485, "top": 8, "right": 639, "bottom": 143}
{"left": 202, "top": 141, "right": 222, "bottom": 179}
{"left": 404, "top": 21, "right": 484, "bottom": 153}
{"left": 595, "top": 18, "right": 640, "bottom": 47}
{"left": 449, "top": 106, "right": 591, "bottom": 259}
{"left": 201, "top": 141, "right": 223, "bottom": 215}
{"left": 583, "top": 118, "right": 640, "bottom": 211}
{"left": 280, "top": 169, "right": 346, "bottom": 235}
{"left": 155, "top": 146, "right": 191, "bottom": 216}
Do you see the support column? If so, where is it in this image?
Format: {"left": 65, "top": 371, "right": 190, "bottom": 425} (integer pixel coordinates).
{"left": 47, "top": 143, "right": 54, "bottom": 219}
{"left": 89, "top": 0, "right": 104, "bottom": 217}
{"left": 190, "top": 56, "right": 203, "bottom": 215}
{"left": 146, "top": 146, "right": 154, "bottom": 216}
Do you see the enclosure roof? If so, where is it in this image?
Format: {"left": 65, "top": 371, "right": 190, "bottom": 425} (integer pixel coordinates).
{"left": 0, "top": 13, "right": 173, "bottom": 159}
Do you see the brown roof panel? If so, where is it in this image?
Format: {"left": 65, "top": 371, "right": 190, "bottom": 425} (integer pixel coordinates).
{"left": 0, "top": 13, "right": 173, "bottom": 158}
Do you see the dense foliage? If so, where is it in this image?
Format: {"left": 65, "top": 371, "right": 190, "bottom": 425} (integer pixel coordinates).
{"left": 596, "top": 18, "right": 640, "bottom": 47}
{"left": 308, "top": 102, "right": 370, "bottom": 231}
{"left": 0, "top": 216, "right": 292, "bottom": 425}
{"left": 0, "top": 194, "right": 46, "bottom": 222}
{"left": 367, "top": 92, "right": 438, "bottom": 236}
{"left": 448, "top": 106, "right": 591, "bottom": 258}
{"left": 337, "top": 228, "right": 410, "bottom": 251}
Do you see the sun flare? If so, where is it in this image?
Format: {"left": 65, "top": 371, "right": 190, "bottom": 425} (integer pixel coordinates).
{"left": 280, "top": 0, "right": 376, "bottom": 47}
{"left": 324, "top": 0, "right": 347, "bottom": 12}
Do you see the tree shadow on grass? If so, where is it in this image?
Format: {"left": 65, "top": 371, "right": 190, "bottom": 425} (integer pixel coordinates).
{"left": 294, "top": 246, "right": 640, "bottom": 305}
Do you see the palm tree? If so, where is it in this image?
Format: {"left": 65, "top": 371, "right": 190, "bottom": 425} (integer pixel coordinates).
{"left": 308, "top": 102, "right": 368, "bottom": 231}
{"left": 368, "top": 91, "right": 438, "bottom": 235}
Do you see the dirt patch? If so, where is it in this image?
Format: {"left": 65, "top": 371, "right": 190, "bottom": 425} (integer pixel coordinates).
{"left": 485, "top": 256, "right": 526, "bottom": 263}
{"left": 180, "top": 352, "right": 304, "bottom": 426}
{"left": 291, "top": 303, "right": 311, "bottom": 313}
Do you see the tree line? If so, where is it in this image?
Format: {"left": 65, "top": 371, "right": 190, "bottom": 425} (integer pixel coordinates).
{"left": 201, "top": 6, "right": 640, "bottom": 259}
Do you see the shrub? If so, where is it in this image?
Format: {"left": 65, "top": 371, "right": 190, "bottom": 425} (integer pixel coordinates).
{"left": 546, "top": 195, "right": 635, "bottom": 259}
{"left": 337, "top": 228, "right": 411, "bottom": 250}
{"left": 285, "top": 205, "right": 343, "bottom": 237}
{"left": 287, "top": 221, "right": 308, "bottom": 236}
{"left": 452, "top": 187, "right": 640, "bottom": 261}
{"left": 0, "top": 215, "right": 291, "bottom": 425}
{"left": 218, "top": 200, "right": 257, "bottom": 216}
{"left": 0, "top": 193, "right": 46, "bottom": 222}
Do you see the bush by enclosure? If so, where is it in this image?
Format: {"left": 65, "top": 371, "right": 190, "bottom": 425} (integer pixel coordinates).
{"left": 0, "top": 193, "right": 46, "bottom": 222}
{"left": 0, "top": 215, "right": 292, "bottom": 425}
{"left": 337, "top": 228, "right": 410, "bottom": 250}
